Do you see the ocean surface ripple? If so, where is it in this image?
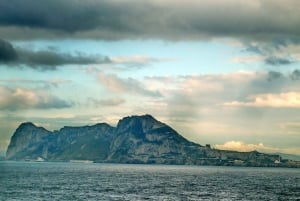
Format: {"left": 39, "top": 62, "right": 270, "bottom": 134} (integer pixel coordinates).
{"left": 0, "top": 162, "right": 299, "bottom": 201}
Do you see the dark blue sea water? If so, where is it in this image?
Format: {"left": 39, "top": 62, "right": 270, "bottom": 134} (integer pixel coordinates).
{"left": 0, "top": 161, "right": 299, "bottom": 201}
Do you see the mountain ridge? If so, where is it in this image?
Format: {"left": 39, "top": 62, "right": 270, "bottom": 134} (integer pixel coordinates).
{"left": 6, "top": 114, "right": 300, "bottom": 167}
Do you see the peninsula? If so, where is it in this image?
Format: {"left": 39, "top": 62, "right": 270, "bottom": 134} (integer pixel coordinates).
{"left": 6, "top": 114, "right": 300, "bottom": 167}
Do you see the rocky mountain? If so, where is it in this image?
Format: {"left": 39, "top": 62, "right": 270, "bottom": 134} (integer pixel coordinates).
{"left": 6, "top": 122, "right": 51, "bottom": 160}
{"left": 6, "top": 114, "right": 299, "bottom": 167}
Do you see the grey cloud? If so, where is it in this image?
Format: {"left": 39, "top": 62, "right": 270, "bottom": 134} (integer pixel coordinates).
{"left": 1, "top": 39, "right": 167, "bottom": 70}
{"left": 243, "top": 41, "right": 297, "bottom": 66}
{"left": 97, "top": 72, "right": 161, "bottom": 97}
{"left": 243, "top": 45, "right": 263, "bottom": 55}
{"left": 0, "top": 86, "right": 73, "bottom": 111}
{"left": 291, "top": 69, "right": 300, "bottom": 80}
{"left": 35, "top": 96, "right": 72, "bottom": 109}
{"left": 149, "top": 71, "right": 300, "bottom": 108}
{"left": 267, "top": 71, "right": 283, "bottom": 81}
{"left": 17, "top": 49, "right": 111, "bottom": 67}
{"left": 0, "top": 39, "right": 111, "bottom": 69}
{"left": 244, "top": 37, "right": 297, "bottom": 55}
{"left": 0, "top": 0, "right": 300, "bottom": 41}
{"left": 87, "top": 97, "right": 125, "bottom": 107}
{"left": 0, "top": 0, "right": 102, "bottom": 32}
{"left": 0, "top": 39, "right": 18, "bottom": 61}
{"left": 265, "top": 56, "right": 294, "bottom": 66}
{"left": 0, "top": 78, "right": 71, "bottom": 90}
{"left": 142, "top": 71, "right": 300, "bottom": 127}
{"left": 111, "top": 56, "right": 170, "bottom": 69}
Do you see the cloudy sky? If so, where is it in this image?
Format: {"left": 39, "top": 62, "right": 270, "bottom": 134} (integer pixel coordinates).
{"left": 1, "top": 0, "right": 300, "bottom": 155}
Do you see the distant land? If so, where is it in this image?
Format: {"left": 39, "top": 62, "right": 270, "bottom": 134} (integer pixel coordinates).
{"left": 5, "top": 114, "right": 300, "bottom": 168}
{"left": 273, "top": 153, "right": 300, "bottom": 162}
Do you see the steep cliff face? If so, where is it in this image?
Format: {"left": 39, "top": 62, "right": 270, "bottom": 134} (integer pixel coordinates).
{"left": 6, "top": 114, "right": 285, "bottom": 166}
{"left": 46, "top": 123, "right": 116, "bottom": 161}
{"left": 108, "top": 115, "right": 201, "bottom": 164}
{"left": 6, "top": 122, "right": 51, "bottom": 160}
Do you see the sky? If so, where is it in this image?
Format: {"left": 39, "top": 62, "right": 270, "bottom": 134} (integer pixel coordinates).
{"left": 1, "top": 0, "right": 300, "bottom": 155}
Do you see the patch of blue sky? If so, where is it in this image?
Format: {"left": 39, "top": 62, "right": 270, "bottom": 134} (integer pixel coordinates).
{"left": 0, "top": 66, "right": 43, "bottom": 81}
{"left": 12, "top": 39, "right": 252, "bottom": 76}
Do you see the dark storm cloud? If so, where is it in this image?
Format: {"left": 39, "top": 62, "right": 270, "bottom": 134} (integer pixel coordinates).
{"left": 0, "top": 0, "right": 102, "bottom": 32}
{"left": 0, "top": 0, "right": 300, "bottom": 41}
{"left": 0, "top": 39, "right": 111, "bottom": 69}
{"left": 0, "top": 39, "right": 18, "bottom": 61}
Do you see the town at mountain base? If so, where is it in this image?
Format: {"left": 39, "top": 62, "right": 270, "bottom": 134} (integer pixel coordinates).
{"left": 6, "top": 114, "right": 300, "bottom": 167}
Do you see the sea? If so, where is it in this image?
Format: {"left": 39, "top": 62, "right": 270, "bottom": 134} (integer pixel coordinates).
{"left": 0, "top": 161, "right": 299, "bottom": 201}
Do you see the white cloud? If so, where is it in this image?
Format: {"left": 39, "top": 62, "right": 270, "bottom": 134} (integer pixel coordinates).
{"left": 135, "top": 72, "right": 300, "bottom": 132}
{"left": 0, "top": 86, "right": 72, "bottom": 110}
{"left": 224, "top": 92, "right": 300, "bottom": 108}
{"left": 215, "top": 140, "right": 300, "bottom": 155}
{"left": 140, "top": 71, "right": 300, "bottom": 149}
{"left": 215, "top": 141, "right": 265, "bottom": 152}
{"left": 97, "top": 72, "right": 161, "bottom": 97}
{"left": 110, "top": 55, "right": 173, "bottom": 67}
{"left": 230, "top": 56, "right": 264, "bottom": 63}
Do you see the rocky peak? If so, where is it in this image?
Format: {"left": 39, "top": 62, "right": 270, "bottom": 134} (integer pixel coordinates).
{"left": 13, "top": 122, "right": 49, "bottom": 137}
{"left": 17, "top": 122, "right": 37, "bottom": 131}
{"left": 6, "top": 122, "right": 50, "bottom": 159}
{"left": 116, "top": 114, "right": 165, "bottom": 134}
{"left": 94, "top": 122, "right": 113, "bottom": 128}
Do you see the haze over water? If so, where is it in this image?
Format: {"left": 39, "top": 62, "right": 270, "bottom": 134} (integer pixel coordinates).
{"left": 1, "top": 162, "right": 299, "bottom": 200}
